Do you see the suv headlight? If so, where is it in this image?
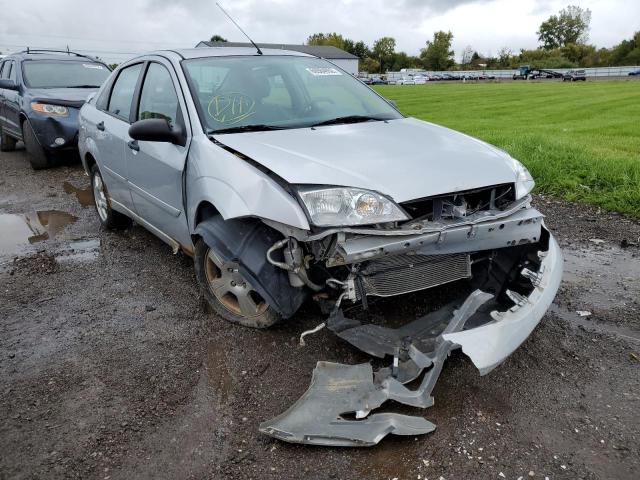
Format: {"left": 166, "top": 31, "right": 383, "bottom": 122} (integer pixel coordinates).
{"left": 297, "top": 186, "right": 409, "bottom": 227}
{"left": 511, "top": 158, "right": 535, "bottom": 199}
{"left": 31, "top": 102, "right": 69, "bottom": 117}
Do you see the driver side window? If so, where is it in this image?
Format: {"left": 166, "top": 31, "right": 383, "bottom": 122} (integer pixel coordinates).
{"left": 137, "top": 63, "right": 180, "bottom": 127}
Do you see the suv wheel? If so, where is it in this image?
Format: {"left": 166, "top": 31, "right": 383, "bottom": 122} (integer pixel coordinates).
{"left": 0, "top": 127, "right": 17, "bottom": 152}
{"left": 91, "top": 164, "right": 131, "bottom": 229}
{"left": 22, "top": 120, "right": 53, "bottom": 169}
{"left": 194, "top": 238, "right": 281, "bottom": 328}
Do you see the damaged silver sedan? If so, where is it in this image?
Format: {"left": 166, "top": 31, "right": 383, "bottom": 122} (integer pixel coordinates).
{"left": 78, "top": 47, "right": 562, "bottom": 446}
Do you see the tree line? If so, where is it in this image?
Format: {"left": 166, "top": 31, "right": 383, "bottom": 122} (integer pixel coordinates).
{"left": 209, "top": 5, "right": 639, "bottom": 72}
{"left": 303, "top": 5, "right": 639, "bottom": 72}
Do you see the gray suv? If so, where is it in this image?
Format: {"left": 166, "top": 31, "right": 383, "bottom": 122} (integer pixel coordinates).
{"left": 79, "top": 47, "right": 562, "bottom": 379}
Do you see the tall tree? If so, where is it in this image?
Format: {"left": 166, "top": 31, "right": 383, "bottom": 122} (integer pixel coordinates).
{"left": 372, "top": 37, "right": 396, "bottom": 73}
{"left": 306, "top": 33, "right": 347, "bottom": 49}
{"left": 420, "top": 31, "right": 455, "bottom": 70}
{"left": 351, "top": 40, "right": 370, "bottom": 59}
{"left": 210, "top": 34, "right": 228, "bottom": 43}
{"left": 537, "top": 5, "right": 591, "bottom": 49}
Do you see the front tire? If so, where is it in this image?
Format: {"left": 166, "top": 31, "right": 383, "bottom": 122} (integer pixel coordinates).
{"left": 22, "top": 121, "right": 53, "bottom": 170}
{"left": 194, "top": 238, "right": 281, "bottom": 328}
{"left": 91, "top": 164, "right": 131, "bottom": 229}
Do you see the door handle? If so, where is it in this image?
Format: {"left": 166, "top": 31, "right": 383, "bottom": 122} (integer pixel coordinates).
{"left": 96, "top": 121, "right": 105, "bottom": 131}
{"left": 127, "top": 140, "right": 140, "bottom": 152}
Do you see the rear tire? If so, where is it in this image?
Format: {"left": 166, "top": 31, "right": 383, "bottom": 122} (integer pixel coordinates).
{"left": 22, "top": 120, "right": 52, "bottom": 170}
{"left": 0, "top": 127, "right": 17, "bottom": 152}
{"left": 194, "top": 238, "right": 281, "bottom": 329}
{"left": 90, "top": 164, "right": 131, "bottom": 229}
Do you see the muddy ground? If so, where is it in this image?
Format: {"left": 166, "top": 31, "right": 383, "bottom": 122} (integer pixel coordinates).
{"left": 1, "top": 147, "right": 639, "bottom": 480}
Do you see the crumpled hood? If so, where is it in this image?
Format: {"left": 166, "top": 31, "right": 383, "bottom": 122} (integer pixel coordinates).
{"left": 216, "top": 118, "right": 519, "bottom": 203}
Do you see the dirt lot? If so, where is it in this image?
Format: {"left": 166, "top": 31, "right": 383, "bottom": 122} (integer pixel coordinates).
{"left": 1, "top": 148, "right": 639, "bottom": 480}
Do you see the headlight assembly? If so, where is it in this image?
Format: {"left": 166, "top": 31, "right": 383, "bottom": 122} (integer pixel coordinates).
{"left": 511, "top": 158, "right": 535, "bottom": 199}
{"left": 31, "top": 102, "right": 69, "bottom": 117}
{"left": 297, "top": 186, "right": 409, "bottom": 227}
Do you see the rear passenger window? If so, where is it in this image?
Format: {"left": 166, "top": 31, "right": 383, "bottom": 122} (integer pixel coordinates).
{"left": 137, "top": 63, "right": 179, "bottom": 127}
{"left": 108, "top": 64, "right": 143, "bottom": 121}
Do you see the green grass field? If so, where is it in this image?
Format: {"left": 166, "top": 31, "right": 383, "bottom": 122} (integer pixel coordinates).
{"left": 374, "top": 81, "right": 640, "bottom": 217}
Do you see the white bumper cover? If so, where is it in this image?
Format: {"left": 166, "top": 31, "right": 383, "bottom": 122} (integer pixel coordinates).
{"left": 443, "top": 233, "right": 563, "bottom": 375}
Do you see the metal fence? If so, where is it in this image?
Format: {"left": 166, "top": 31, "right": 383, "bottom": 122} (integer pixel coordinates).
{"left": 383, "top": 66, "right": 640, "bottom": 80}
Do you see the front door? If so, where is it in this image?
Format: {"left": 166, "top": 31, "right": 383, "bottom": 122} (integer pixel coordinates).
{"left": 125, "top": 60, "right": 191, "bottom": 247}
{"left": 96, "top": 62, "right": 144, "bottom": 210}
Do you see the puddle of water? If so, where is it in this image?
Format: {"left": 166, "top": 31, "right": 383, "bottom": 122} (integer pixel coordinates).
{"left": 549, "top": 304, "right": 640, "bottom": 343}
{"left": 553, "top": 245, "right": 640, "bottom": 343}
{"left": 63, "top": 181, "right": 94, "bottom": 208}
{"left": 562, "top": 247, "right": 640, "bottom": 310}
{"left": 206, "top": 342, "right": 233, "bottom": 403}
{"left": 55, "top": 239, "right": 101, "bottom": 264}
{"left": 0, "top": 211, "right": 78, "bottom": 256}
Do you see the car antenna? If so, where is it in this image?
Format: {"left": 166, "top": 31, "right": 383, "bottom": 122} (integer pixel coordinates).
{"left": 216, "top": 2, "right": 263, "bottom": 55}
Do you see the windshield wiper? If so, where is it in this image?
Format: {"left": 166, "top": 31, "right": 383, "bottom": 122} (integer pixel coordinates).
{"left": 208, "top": 124, "right": 288, "bottom": 135}
{"left": 67, "top": 85, "right": 101, "bottom": 88}
{"left": 310, "top": 115, "right": 386, "bottom": 127}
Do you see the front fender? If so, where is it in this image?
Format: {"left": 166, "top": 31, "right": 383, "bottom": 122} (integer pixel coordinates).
{"left": 186, "top": 139, "right": 310, "bottom": 231}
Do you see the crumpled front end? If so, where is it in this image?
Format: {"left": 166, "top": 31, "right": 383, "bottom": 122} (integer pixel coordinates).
{"left": 258, "top": 190, "right": 563, "bottom": 447}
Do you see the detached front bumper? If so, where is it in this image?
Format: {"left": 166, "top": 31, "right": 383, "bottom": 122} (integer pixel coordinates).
{"left": 443, "top": 231, "right": 563, "bottom": 375}
{"left": 260, "top": 227, "right": 563, "bottom": 447}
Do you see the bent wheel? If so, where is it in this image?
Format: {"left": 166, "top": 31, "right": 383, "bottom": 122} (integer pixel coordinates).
{"left": 194, "top": 238, "right": 280, "bottom": 328}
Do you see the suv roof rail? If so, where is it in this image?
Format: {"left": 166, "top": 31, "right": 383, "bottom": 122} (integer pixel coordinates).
{"left": 19, "top": 48, "right": 103, "bottom": 64}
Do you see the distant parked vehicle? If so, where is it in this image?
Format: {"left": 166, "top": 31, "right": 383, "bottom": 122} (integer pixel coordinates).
{"left": 369, "top": 76, "right": 387, "bottom": 85}
{"left": 412, "top": 75, "right": 427, "bottom": 84}
{"left": 0, "top": 49, "right": 110, "bottom": 169}
{"left": 430, "top": 74, "right": 443, "bottom": 81}
{"left": 563, "top": 69, "right": 586, "bottom": 82}
{"left": 395, "top": 76, "right": 416, "bottom": 85}
{"left": 441, "top": 73, "right": 459, "bottom": 81}
{"left": 628, "top": 69, "right": 640, "bottom": 76}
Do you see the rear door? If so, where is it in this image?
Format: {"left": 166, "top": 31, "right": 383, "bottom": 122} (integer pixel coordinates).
{"left": 95, "top": 62, "right": 144, "bottom": 210}
{"left": 125, "top": 59, "right": 191, "bottom": 246}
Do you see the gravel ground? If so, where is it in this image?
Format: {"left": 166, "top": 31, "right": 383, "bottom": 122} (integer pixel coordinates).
{"left": 1, "top": 148, "right": 639, "bottom": 480}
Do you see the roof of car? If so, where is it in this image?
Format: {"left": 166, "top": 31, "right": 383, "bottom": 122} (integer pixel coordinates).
{"left": 153, "top": 47, "right": 314, "bottom": 61}
{"left": 5, "top": 51, "right": 103, "bottom": 62}
{"left": 195, "top": 42, "right": 359, "bottom": 59}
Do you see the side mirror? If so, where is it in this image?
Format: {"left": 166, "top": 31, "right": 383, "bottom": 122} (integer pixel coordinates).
{"left": 0, "top": 79, "right": 19, "bottom": 91}
{"left": 128, "top": 118, "right": 185, "bottom": 147}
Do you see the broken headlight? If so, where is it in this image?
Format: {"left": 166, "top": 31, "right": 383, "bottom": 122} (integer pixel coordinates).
{"left": 297, "top": 186, "right": 409, "bottom": 227}
{"left": 512, "top": 158, "right": 535, "bottom": 199}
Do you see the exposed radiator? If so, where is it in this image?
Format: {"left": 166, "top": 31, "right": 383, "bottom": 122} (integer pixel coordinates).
{"left": 358, "top": 252, "right": 471, "bottom": 297}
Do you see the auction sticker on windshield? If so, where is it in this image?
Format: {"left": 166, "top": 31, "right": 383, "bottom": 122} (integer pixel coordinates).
{"left": 306, "top": 67, "right": 342, "bottom": 76}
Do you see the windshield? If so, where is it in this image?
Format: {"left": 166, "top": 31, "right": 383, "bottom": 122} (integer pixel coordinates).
{"left": 22, "top": 60, "right": 110, "bottom": 88}
{"left": 182, "top": 55, "right": 402, "bottom": 133}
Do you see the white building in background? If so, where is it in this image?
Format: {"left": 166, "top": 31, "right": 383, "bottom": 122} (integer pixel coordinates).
{"left": 195, "top": 41, "right": 360, "bottom": 74}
